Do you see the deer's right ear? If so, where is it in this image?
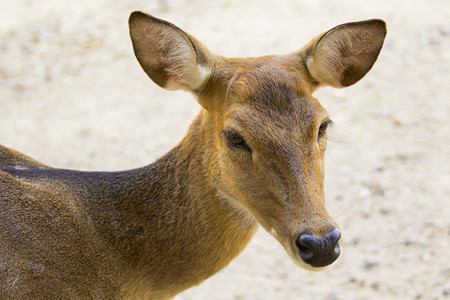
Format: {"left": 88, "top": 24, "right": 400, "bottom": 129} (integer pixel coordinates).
{"left": 129, "top": 12, "right": 212, "bottom": 93}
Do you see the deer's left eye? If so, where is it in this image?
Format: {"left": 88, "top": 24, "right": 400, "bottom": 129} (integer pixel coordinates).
{"left": 318, "top": 120, "right": 332, "bottom": 139}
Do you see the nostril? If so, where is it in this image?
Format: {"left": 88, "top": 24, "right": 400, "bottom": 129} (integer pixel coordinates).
{"left": 328, "top": 229, "right": 341, "bottom": 246}
{"left": 328, "top": 229, "right": 342, "bottom": 256}
{"left": 295, "top": 233, "right": 319, "bottom": 262}
{"left": 295, "top": 237, "right": 314, "bottom": 260}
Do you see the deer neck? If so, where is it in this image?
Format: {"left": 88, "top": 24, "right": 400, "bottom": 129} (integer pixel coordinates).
{"left": 106, "top": 111, "right": 258, "bottom": 296}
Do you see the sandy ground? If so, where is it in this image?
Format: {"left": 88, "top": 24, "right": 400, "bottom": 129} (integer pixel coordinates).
{"left": 1, "top": 0, "right": 449, "bottom": 299}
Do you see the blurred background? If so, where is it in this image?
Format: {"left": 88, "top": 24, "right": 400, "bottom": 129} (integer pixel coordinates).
{"left": 0, "top": 0, "right": 449, "bottom": 299}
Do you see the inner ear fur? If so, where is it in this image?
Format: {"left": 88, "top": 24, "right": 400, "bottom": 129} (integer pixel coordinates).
{"left": 304, "top": 19, "right": 387, "bottom": 88}
{"left": 129, "top": 11, "right": 212, "bottom": 92}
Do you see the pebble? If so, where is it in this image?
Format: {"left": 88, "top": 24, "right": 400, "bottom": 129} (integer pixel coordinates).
{"left": 362, "top": 260, "right": 379, "bottom": 270}
{"left": 421, "top": 253, "right": 431, "bottom": 261}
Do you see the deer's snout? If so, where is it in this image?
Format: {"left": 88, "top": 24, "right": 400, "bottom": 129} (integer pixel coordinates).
{"left": 295, "top": 229, "right": 341, "bottom": 268}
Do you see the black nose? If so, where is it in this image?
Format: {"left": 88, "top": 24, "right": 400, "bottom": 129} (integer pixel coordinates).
{"left": 295, "top": 229, "right": 341, "bottom": 268}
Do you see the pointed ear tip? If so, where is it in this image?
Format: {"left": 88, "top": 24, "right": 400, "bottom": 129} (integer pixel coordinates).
{"left": 370, "top": 19, "right": 388, "bottom": 35}
{"left": 371, "top": 18, "right": 386, "bottom": 25}
{"left": 129, "top": 11, "right": 156, "bottom": 25}
{"left": 129, "top": 11, "right": 143, "bottom": 19}
{"left": 129, "top": 11, "right": 143, "bottom": 25}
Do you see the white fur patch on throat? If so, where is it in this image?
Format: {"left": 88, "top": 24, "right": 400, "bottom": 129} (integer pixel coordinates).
{"left": 216, "top": 189, "right": 256, "bottom": 229}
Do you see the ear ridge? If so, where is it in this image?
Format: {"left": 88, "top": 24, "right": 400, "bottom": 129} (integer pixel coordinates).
{"left": 129, "top": 11, "right": 212, "bottom": 92}
{"left": 305, "top": 19, "right": 387, "bottom": 88}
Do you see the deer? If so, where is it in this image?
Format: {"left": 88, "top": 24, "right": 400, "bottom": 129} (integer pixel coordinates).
{"left": 0, "top": 11, "right": 386, "bottom": 299}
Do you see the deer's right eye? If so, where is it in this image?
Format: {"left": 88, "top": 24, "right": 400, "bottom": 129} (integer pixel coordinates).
{"left": 223, "top": 130, "right": 251, "bottom": 151}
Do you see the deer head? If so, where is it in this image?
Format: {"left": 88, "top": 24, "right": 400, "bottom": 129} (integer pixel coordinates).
{"left": 129, "top": 12, "right": 386, "bottom": 270}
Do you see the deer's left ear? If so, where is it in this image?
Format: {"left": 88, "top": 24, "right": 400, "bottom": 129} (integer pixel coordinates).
{"left": 303, "top": 19, "right": 387, "bottom": 88}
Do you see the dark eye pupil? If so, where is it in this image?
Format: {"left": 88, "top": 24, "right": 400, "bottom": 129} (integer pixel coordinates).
{"left": 228, "top": 133, "right": 244, "bottom": 145}
{"left": 318, "top": 122, "right": 328, "bottom": 137}
{"left": 224, "top": 130, "right": 250, "bottom": 151}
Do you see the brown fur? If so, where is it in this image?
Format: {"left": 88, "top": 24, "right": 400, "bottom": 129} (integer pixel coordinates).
{"left": 0, "top": 12, "right": 386, "bottom": 299}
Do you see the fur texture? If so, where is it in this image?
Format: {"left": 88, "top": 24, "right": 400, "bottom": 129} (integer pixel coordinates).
{"left": 0, "top": 12, "right": 386, "bottom": 299}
